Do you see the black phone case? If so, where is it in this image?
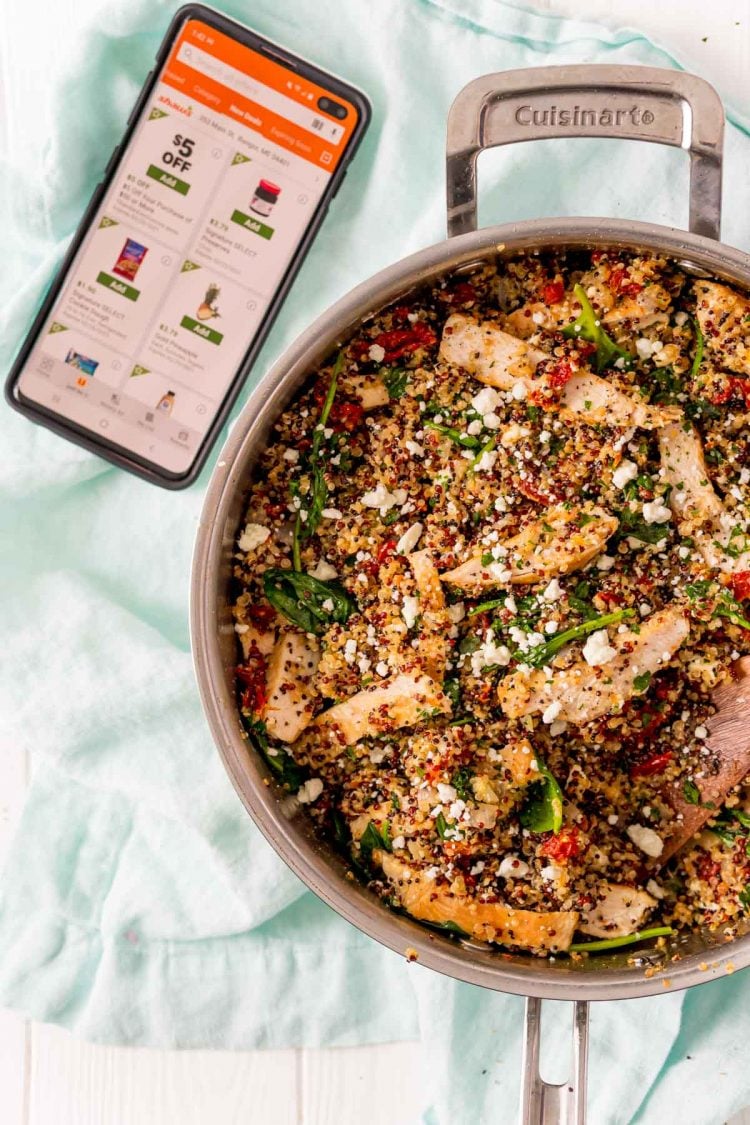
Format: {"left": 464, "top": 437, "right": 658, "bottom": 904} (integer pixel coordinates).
{"left": 5, "top": 2, "right": 371, "bottom": 489}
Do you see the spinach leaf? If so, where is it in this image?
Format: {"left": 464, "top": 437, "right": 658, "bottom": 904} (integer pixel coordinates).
{"left": 523, "top": 609, "right": 633, "bottom": 669}
{"left": 649, "top": 366, "right": 682, "bottom": 405}
{"left": 683, "top": 780, "right": 701, "bottom": 805}
{"left": 293, "top": 352, "right": 343, "bottom": 566}
{"left": 562, "top": 284, "right": 632, "bottom": 372}
{"left": 424, "top": 420, "right": 482, "bottom": 450}
{"left": 451, "top": 766, "right": 474, "bottom": 802}
{"left": 616, "top": 506, "right": 670, "bottom": 545}
{"left": 740, "top": 885, "right": 750, "bottom": 912}
{"left": 263, "top": 568, "right": 356, "bottom": 634}
{"left": 691, "top": 317, "right": 705, "bottom": 381}
{"left": 519, "top": 761, "right": 564, "bottom": 833}
{"left": 380, "top": 366, "right": 408, "bottom": 399}
{"left": 569, "top": 926, "right": 673, "bottom": 954}
{"left": 358, "top": 820, "right": 391, "bottom": 867}
{"left": 241, "top": 715, "right": 304, "bottom": 790}
{"left": 633, "top": 671, "right": 652, "bottom": 693}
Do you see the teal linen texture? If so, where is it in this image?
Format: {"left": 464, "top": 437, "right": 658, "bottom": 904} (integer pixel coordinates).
{"left": 2, "top": 1, "right": 750, "bottom": 1122}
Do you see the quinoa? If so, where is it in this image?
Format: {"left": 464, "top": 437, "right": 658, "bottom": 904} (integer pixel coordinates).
{"left": 229, "top": 249, "right": 750, "bottom": 957}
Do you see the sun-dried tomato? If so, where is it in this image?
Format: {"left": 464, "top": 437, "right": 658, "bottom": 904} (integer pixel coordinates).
{"left": 545, "top": 359, "right": 576, "bottom": 392}
{"left": 540, "top": 826, "right": 581, "bottom": 862}
{"left": 236, "top": 645, "right": 268, "bottom": 714}
{"left": 377, "top": 538, "right": 398, "bottom": 565}
{"left": 629, "top": 750, "right": 674, "bottom": 779}
{"left": 448, "top": 282, "right": 477, "bottom": 306}
{"left": 330, "top": 400, "right": 364, "bottom": 433}
{"left": 608, "top": 264, "right": 643, "bottom": 298}
{"left": 246, "top": 604, "right": 276, "bottom": 629}
{"left": 541, "top": 280, "right": 565, "bottom": 305}
{"left": 730, "top": 571, "right": 750, "bottom": 602}
{"left": 711, "top": 376, "right": 750, "bottom": 409}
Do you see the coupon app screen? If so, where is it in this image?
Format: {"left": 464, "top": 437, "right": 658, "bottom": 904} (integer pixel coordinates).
{"left": 17, "top": 18, "right": 358, "bottom": 473}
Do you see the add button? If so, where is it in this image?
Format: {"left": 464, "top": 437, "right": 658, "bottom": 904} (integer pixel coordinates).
{"left": 146, "top": 163, "right": 190, "bottom": 196}
{"left": 180, "top": 315, "right": 223, "bottom": 345}
{"left": 96, "top": 271, "right": 139, "bottom": 301}
{"left": 230, "top": 209, "right": 273, "bottom": 240}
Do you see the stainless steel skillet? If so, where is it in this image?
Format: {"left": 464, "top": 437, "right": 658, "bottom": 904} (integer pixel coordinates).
{"left": 191, "top": 65, "right": 750, "bottom": 1123}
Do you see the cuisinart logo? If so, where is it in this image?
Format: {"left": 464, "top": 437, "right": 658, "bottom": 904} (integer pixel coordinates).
{"left": 514, "top": 103, "right": 656, "bottom": 127}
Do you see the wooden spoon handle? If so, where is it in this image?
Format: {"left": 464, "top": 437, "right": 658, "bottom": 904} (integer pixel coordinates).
{"left": 657, "top": 656, "right": 750, "bottom": 866}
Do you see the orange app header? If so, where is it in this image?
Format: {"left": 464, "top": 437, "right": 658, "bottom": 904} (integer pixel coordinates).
{"left": 161, "top": 19, "right": 358, "bottom": 170}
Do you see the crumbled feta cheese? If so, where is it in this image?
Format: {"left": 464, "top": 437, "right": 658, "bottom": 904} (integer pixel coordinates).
{"left": 343, "top": 638, "right": 358, "bottom": 664}
{"left": 321, "top": 598, "right": 335, "bottom": 613}
{"left": 238, "top": 523, "right": 271, "bottom": 552}
{"left": 549, "top": 720, "right": 568, "bottom": 737}
{"left": 596, "top": 554, "right": 616, "bottom": 571}
{"left": 471, "top": 386, "right": 500, "bottom": 415}
{"left": 466, "top": 419, "right": 483, "bottom": 436}
{"left": 544, "top": 620, "right": 559, "bottom": 635}
{"left": 635, "top": 337, "right": 660, "bottom": 360}
{"left": 607, "top": 814, "right": 619, "bottom": 826}
{"left": 498, "top": 855, "right": 530, "bottom": 879}
{"left": 297, "top": 778, "right": 324, "bottom": 804}
{"left": 488, "top": 563, "right": 513, "bottom": 583}
{"left": 542, "top": 578, "right": 563, "bottom": 602}
{"left": 402, "top": 595, "right": 420, "bottom": 630}
{"left": 361, "top": 483, "right": 408, "bottom": 514}
{"left": 542, "top": 700, "right": 562, "bottom": 724}
{"left": 309, "top": 558, "right": 338, "bottom": 581}
{"left": 470, "top": 860, "right": 485, "bottom": 876}
{"left": 470, "top": 632, "right": 511, "bottom": 675}
{"left": 483, "top": 412, "right": 501, "bottom": 430}
{"left": 368, "top": 343, "right": 386, "bottom": 362}
{"left": 321, "top": 509, "right": 342, "bottom": 521}
{"left": 612, "top": 459, "right": 638, "bottom": 489}
{"left": 626, "top": 823, "right": 664, "bottom": 857}
{"left": 405, "top": 439, "right": 424, "bottom": 457}
{"left": 234, "top": 623, "right": 249, "bottom": 634}
{"left": 674, "top": 310, "right": 689, "bottom": 327}
{"left": 642, "top": 499, "right": 672, "bottom": 525}
{"left": 647, "top": 879, "right": 665, "bottom": 900}
{"left": 437, "top": 783, "right": 457, "bottom": 804}
{"left": 511, "top": 380, "right": 528, "bottom": 401}
{"left": 369, "top": 747, "right": 387, "bottom": 764}
{"left": 282, "top": 448, "right": 299, "bottom": 462}
{"left": 474, "top": 449, "right": 498, "bottom": 474}
{"left": 375, "top": 661, "right": 389, "bottom": 677}
{"left": 540, "top": 864, "right": 558, "bottom": 882}
{"left": 531, "top": 310, "right": 546, "bottom": 325}
{"left": 694, "top": 725, "right": 708, "bottom": 739}
{"left": 396, "top": 522, "right": 424, "bottom": 555}
{"left": 392, "top": 836, "right": 406, "bottom": 850}
{"left": 582, "top": 629, "right": 617, "bottom": 666}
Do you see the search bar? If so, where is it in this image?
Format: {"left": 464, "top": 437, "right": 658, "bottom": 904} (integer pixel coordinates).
{"left": 177, "top": 43, "right": 345, "bottom": 145}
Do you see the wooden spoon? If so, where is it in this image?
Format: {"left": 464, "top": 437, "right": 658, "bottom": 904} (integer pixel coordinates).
{"left": 657, "top": 656, "right": 750, "bottom": 866}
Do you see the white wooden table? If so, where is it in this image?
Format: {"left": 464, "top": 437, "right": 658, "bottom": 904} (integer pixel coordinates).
{"left": 1, "top": 0, "right": 749, "bottom": 1120}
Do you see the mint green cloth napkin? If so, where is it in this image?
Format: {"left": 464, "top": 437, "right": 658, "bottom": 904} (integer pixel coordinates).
{"left": 3, "top": 1, "right": 750, "bottom": 1120}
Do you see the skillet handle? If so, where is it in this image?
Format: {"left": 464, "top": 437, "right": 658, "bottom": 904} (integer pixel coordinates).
{"left": 446, "top": 64, "right": 724, "bottom": 241}
{"left": 520, "top": 998, "right": 589, "bottom": 1125}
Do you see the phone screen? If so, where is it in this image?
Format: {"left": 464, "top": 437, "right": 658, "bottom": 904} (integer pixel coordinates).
{"left": 13, "top": 15, "right": 362, "bottom": 477}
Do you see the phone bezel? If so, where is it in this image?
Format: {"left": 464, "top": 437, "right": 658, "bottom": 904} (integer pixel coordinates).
{"left": 5, "top": 2, "right": 371, "bottom": 489}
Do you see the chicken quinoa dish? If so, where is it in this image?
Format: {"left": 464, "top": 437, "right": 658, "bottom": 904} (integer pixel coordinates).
{"left": 230, "top": 248, "right": 750, "bottom": 958}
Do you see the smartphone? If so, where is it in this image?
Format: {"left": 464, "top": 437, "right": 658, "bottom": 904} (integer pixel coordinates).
{"left": 6, "top": 4, "right": 370, "bottom": 488}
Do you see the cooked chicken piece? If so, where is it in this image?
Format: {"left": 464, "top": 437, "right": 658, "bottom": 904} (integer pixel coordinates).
{"left": 313, "top": 672, "right": 451, "bottom": 751}
{"left": 694, "top": 280, "right": 750, "bottom": 377}
{"left": 659, "top": 423, "right": 750, "bottom": 574}
{"left": 409, "top": 549, "right": 449, "bottom": 682}
{"left": 264, "top": 632, "right": 320, "bottom": 743}
{"left": 238, "top": 624, "right": 275, "bottom": 660}
{"left": 439, "top": 313, "right": 546, "bottom": 384}
{"left": 441, "top": 314, "right": 681, "bottom": 430}
{"left": 496, "top": 737, "right": 542, "bottom": 787}
{"left": 658, "top": 655, "right": 750, "bottom": 864}
{"left": 503, "top": 301, "right": 576, "bottom": 339}
{"left": 340, "top": 373, "right": 390, "bottom": 410}
{"left": 442, "top": 504, "right": 618, "bottom": 594}
{"left": 602, "top": 282, "right": 671, "bottom": 329}
{"left": 375, "top": 851, "right": 578, "bottom": 952}
{"left": 498, "top": 607, "right": 690, "bottom": 725}
{"left": 560, "top": 370, "right": 682, "bottom": 430}
{"left": 578, "top": 883, "right": 656, "bottom": 938}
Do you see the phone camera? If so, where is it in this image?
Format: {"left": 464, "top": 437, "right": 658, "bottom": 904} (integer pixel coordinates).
{"left": 317, "top": 96, "right": 347, "bottom": 120}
